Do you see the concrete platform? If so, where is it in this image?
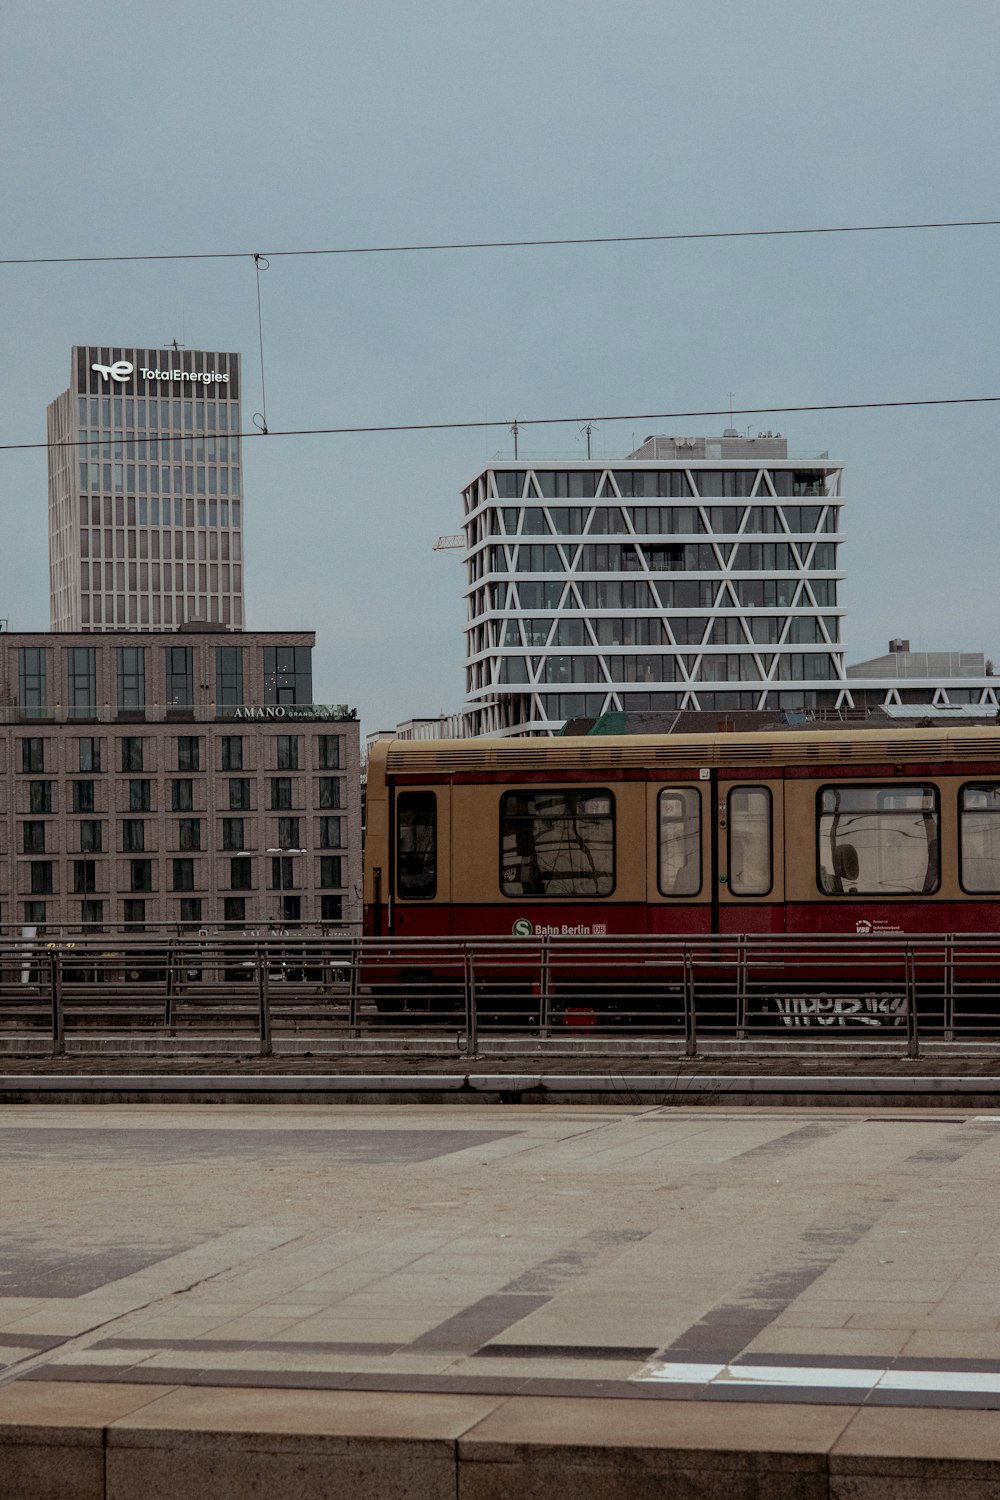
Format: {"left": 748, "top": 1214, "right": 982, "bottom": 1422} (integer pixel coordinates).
{"left": 2, "top": 1102, "right": 1000, "bottom": 1495}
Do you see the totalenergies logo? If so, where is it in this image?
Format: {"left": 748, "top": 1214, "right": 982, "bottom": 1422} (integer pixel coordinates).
{"left": 91, "top": 360, "right": 133, "bottom": 383}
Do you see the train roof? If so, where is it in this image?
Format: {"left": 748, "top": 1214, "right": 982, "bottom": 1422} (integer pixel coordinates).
{"left": 377, "top": 726, "right": 1000, "bottom": 776}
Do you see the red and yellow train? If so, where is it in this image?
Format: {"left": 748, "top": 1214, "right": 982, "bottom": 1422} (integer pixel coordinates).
{"left": 364, "top": 727, "right": 1000, "bottom": 944}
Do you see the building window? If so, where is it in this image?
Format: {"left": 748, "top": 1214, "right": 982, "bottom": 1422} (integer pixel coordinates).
{"left": 31, "top": 862, "right": 54, "bottom": 895}
{"left": 178, "top": 898, "right": 202, "bottom": 926}
{"left": 129, "top": 780, "right": 151, "bottom": 812}
{"left": 270, "top": 854, "right": 295, "bottom": 890}
{"left": 121, "top": 737, "right": 143, "bottom": 772}
{"left": 117, "top": 646, "right": 145, "bottom": 711}
{"left": 319, "top": 856, "right": 342, "bottom": 888}
{"left": 172, "top": 858, "right": 195, "bottom": 891}
{"left": 276, "top": 735, "right": 299, "bottom": 770}
{"left": 229, "top": 779, "right": 251, "bottom": 811}
{"left": 20, "top": 738, "right": 43, "bottom": 774}
{"left": 318, "top": 777, "right": 341, "bottom": 809}
{"left": 171, "top": 779, "right": 193, "bottom": 812}
{"left": 277, "top": 817, "right": 299, "bottom": 849}
{"left": 230, "top": 856, "right": 252, "bottom": 890}
{"left": 23, "top": 901, "right": 46, "bottom": 925}
{"left": 79, "top": 820, "right": 103, "bottom": 854}
{"left": 29, "top": 782, "right": 53, "bottom": 814}
{"left": 72, "top": 781, "right": 95, "bottom": 814}
{"left": 73, "top": 860, "right": 97, "bottom": 894}
{"left": 67, "top": 647, "right": 97, "bottom": 719}
{"left": 122, "top": 819, "right": 145, "bottom": 852}
{"left": 81, "top": 900, "right": 104, "bottom": 927}
{"left": 271, "top": 777, "right": 292, "bottom": 810}
{"left": 123, "top": 899, "right": 145, "bottom": 930}
{"left": 281, "top": 894, "right": 302, "bottom": 923}
{"left": 222, "top": 818, "right": 244, "bottom": 851}
{"left": 79, "top": 737, "right": 101, "bottom": 773}
{"left": 262, "top": 645, "right": 312, "bottom": 705}
{"left": 22, "top": 822, "right": 45, "bottom": 854}
{"left": 177, "top": 736, "right": 200, "bottom": 772}
{"left": 221, "top": 736, "right": 243, "bottom": 771}
{"left": 500, "top": 789, "right": 615, "bottom": 898}
{"left": 317, "top": 735, "right": 340, "bottom": 770}
{"left": 19, "top": 648, "right": 48, "bottom": 717}
{"left": 178, "top": 818, "right": 201, "bottom": 851}
{"left": 320, "top": 895, "right": 343, "bottom": 922}
{"left": 165, "top": 646, "right": 193, "bottom": 709}
{"left": 130, "top": 859, "right": 153, "bottom": 892}
{"left": 319, "top": 816, "right": 342, "bottom": 848}
{"left": 216, "top": 646, "right": 244, "bottom": 708}
{"left": 223, "top": 897, "right": 246, "bottom": 926}
{"left": 817, "top": 785, "right": 939, "bottom": 896}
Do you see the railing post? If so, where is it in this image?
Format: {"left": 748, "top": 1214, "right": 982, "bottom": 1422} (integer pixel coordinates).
{"left": 348, "top": 936, "right": 361, "bottom": 1036}
{"left": 905, "top": 947, "right": 919, "bottom": 1060}
{"left": 736, "top": 934, "right": 748, "bottom": 1039}
{"left": 257, "top": 943, "right": 272, "bottom": 1057}
{"left": 164, "top": 946, "right": 175, "bottom": 1031}
{"left": 943, "top": 935, "right": 955, "bottom": 1042}
{"left": 50, "top": 951, "right": 64, "bottom": 1057}
{"left": 683, "top": 951, "right": 697, "bottom": 1058}
{"left": 464, "top": 947, "right": 478, "bottom": 1055}
{"left": 538, "top": 935, "right": 552, "bottom": 1039}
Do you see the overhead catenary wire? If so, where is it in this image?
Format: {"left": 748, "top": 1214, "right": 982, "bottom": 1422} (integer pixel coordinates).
{"left": 1, "top": 217, "right": 999, "bottom": 267}
{"left": 5, "top": 394, "right": 1000, "bottom": 455}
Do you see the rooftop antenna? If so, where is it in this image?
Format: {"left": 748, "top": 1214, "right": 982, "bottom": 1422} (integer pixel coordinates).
{"left": 510, "top": 418, "right": 520, "bottom": 460}
{"left": 580, "top": 421, "right": 597, "bottom": 460}
{"left": 164, "top": 339, "right": 185, "bottom": 351}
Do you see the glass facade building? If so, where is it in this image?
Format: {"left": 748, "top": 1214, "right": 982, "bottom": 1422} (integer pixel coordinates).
{"left": 47, "top": 346, "right": 244, "bottom": 631}
{"left": 462, "top": 435, "right": 847, "bottom": 735}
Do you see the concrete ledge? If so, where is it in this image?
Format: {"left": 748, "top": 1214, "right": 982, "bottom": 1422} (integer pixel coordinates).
{"left": 3, "top": 1034, "right": 1000, "bottom": 1057}
{"left": 2, "top": 1072, "right": 1000, "bottom": 1106}
{"left": 2, "top": 1383, "right": 1000, "bottom": 1500}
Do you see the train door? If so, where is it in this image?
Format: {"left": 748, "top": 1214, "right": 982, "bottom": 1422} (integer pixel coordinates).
{"left": 716, "top": 778, "right": 786, "bottom": 933}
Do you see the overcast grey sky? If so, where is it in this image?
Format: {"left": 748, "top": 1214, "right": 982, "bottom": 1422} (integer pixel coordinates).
{"left": 3, "top": 0, "right": 999, "bottom": 730}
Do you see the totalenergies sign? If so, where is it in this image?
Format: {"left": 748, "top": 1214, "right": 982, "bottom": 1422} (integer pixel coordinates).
{"left": 90, "top": 360, "right": 229, "bottom": 386}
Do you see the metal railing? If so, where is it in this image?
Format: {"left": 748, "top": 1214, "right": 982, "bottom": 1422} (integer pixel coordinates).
{"left": 2, "top": 931, "right": 1000, "bottom": 1057}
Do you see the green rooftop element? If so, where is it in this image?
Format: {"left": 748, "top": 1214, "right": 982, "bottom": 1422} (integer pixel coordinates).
{"left": 587, "top": 711, "right": 628, "bottom": 736}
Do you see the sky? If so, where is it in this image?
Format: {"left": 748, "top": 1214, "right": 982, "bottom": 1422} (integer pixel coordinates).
{"left": 2, "top": 0, "right": 999, "bottom": 732}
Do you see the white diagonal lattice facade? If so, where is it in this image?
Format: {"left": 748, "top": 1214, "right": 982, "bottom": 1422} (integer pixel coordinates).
{"left": 462, "top": 444, "right": 848, "bottom": 736}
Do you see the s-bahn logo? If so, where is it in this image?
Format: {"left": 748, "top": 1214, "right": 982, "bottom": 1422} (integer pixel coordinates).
{"left": 512, "top": 919, "right": 534, "bottom": 937}
{"left": 91, "top": 360, "right": 134, "bottom": 383}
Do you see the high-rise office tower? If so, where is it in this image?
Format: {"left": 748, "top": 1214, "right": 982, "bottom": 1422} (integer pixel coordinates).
{"left": 47, "top": 345, "right": 245, "bottom": 631}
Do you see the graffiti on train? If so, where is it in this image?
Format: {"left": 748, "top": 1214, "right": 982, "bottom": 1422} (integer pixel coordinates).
{"left": 768, "top": 992, "right": 907, "bottom": 1028}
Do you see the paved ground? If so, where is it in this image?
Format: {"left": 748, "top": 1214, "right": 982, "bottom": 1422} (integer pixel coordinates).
{"left": 1, "top": 1102, "right": 1000, "bottom": 1405}
{"left": 6, "top": 1103, "right": 1000, "bottom": 1495}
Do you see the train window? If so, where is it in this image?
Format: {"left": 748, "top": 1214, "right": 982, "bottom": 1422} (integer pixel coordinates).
{"left": 959, "top": 784, "right": 1000, "bottom": 893}
{"left": 396, "top": 792, "right": 437, "bottom": 900}
{"left": 658, "top": 789, "right": 701, "bottom": 896}
{"left": 817, "top": 785, "right": 939, "bottom": 896}
{"left": 728, "top": 786, "right": 773, "bottom": 896}
{"left": 500, "top": 789, "right": 615, "bottom": 898}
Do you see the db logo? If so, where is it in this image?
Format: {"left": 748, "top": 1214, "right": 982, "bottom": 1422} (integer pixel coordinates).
{"left": 91, "top": 360, "right": 133, "bottom": 383}
{"left": 512, "top": 918, "right": 534, "bottom": 937}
